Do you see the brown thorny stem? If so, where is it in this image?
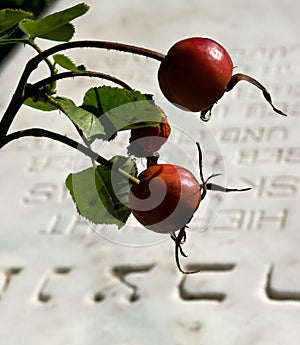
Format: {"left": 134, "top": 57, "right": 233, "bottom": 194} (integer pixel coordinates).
{"left": 172, "top": 142, "right": 251, "bottom": 274}
{"left": 0, "top": 40, "right": 165, "bottom": 137}
{"left": 0, "top": 128, "right": 140, "bottom": 185}
{"left": 0, "top": 40, "right": 165, "bottom": 182}
{"left": 26, "top": 71, "right": 134, "bottom": 95}
{"left": 200, "top": 73, "right": 287, "bottom": 121}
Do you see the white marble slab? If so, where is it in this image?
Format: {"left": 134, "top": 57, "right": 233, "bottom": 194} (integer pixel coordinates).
{"left": 0, "top": 0, "right": 299, "bottom": 344}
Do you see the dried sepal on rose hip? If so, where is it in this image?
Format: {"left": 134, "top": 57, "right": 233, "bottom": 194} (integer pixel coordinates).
{"left": 129, "top": 142, "right": 251, "bottom": 274}
{"left": 158, "top": 37, "right": 286, "bottom": 120}
{"left": 127, "top": 107, "right": 171, "bottom": 158}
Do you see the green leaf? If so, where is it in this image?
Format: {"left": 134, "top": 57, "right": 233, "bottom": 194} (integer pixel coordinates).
{"left": 66, "top": 167, "right": 106, "bottom": 226}
{"left": 95, "top": 156, "right": 137, "bottom": 225}
{"left": 0, "top": 9, "right": 33, "bottom": 37}
{"left": 24, "top": 97, "right": 58, "bottom": 111}
{"left": 18, "top": 3, "right": 89, "bottom": 41}
{"left": 81, "top": 86, "right": 162, "bottom": 140}
{"left": 37, "top": 22, "right": 75, "bottom": 42}
{"left": 55, "top": 96, "right": 105, "bottom": 138}
{"left": 66, "top": 155, "right": 137, "bottom": 228}
{"left": 0, "top": 26, "right": 18, "bottom": 40}
{"left": 53, "top": 54, "right": 86, "bottom": 72}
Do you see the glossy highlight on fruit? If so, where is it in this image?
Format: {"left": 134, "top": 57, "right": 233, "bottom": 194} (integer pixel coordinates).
{"left": 129, "top": 164, "right": 201, "bottom": 234}
{"left": 158, "top": 37, "right": 233, "bottom": 112}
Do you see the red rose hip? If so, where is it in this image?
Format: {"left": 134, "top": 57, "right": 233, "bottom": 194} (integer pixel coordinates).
{"left": 129, "top": 164, "right": 201, "bottom": 233}
{"left": 127, "top": 107, "right": 171, "bottom": 157}
{"left": 158, "top": 37, "right": 233, "bottom": 112}
{"left": 158, "top": 37, "right": 286, "bottom": 118}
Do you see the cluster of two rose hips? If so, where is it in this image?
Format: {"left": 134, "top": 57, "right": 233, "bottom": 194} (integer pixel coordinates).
{"left": 127, "top": 37, "right": 285, "bottom": 273}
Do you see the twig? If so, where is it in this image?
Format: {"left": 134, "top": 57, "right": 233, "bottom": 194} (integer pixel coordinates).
{"left": 26, "top": 70, "right": 133, "bottom": 96}
{"left": 0, "top": 40, "right": 165, "bottom": 137}
{"left": 0, "top": 128, "right": 140, "bottom": 185}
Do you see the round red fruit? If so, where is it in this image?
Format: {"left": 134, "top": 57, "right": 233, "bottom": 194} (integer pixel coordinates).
{"left": 129, "top": 164, "right": 201, "bottom": 233}
{"left": 158, "top": 37, "right": 233, "bottom": 112}
{"left": 127, "top": 107, "right": 171, "bottom": 157}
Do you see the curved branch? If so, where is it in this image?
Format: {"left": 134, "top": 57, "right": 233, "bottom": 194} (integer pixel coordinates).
{"left": 0, "top": 128, "right": 109, "bottom": 164}
{"left": 0, "top": 38, "right": 54, "bottom": 74}
{"left": 0, "top": 128, "right": 140, "bottom": 185}
{"left": 0, "top": 40, "right": 165, "bottom": 137}
{"left": 39, "top": 40, "right": 165, "bottom": 63}
{"left": 26, "top": 70, "right": 133, "bottom": 97}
